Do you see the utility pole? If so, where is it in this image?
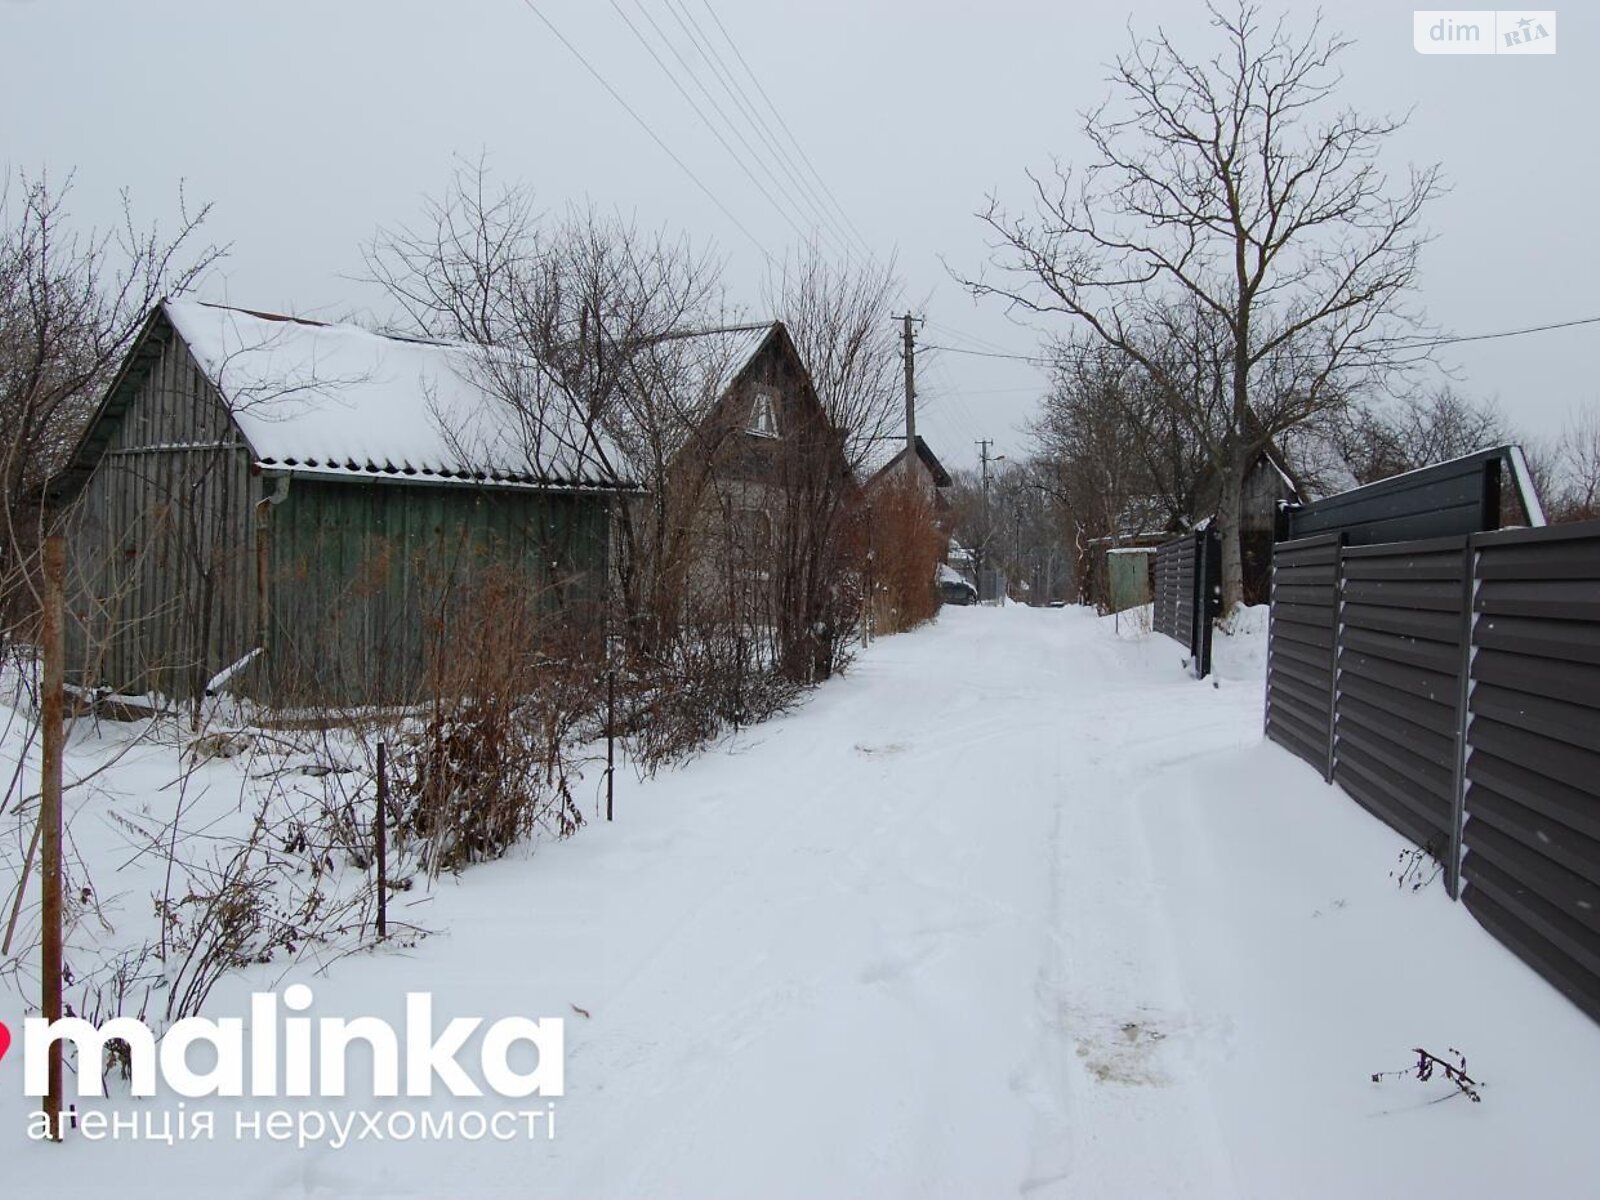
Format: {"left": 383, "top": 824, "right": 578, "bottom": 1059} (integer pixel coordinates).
{"left": 896, "top": 313, "right": 922, "bottom": 459}
{"left": 976, "top": 440, "right": 995, "bottom": 603}
{"left": 977, "top": 439, "right": 995, "bottom": 496}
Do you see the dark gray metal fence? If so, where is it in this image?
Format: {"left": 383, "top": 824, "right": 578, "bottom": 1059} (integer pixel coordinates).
{"left": 1153, "top": 529, "right": 1221, "bottom": 679}
{"left": 1264, "top": 534, "right": 1340, "bottom": 775}
{"left": 1264, "top": 518, "right": 1600, "bottom": 1022}
{"left": 1280, "top": 445, "right": 1528, "bottom": 545}
{"left": 1153, "top": 536, "right": 1194, "bottom": 644}
{"left": 1334, "top": 536, "right": 1471, "bottom": 868}
{"left": 1460, "top": 522, "right": 1600, "bottom": 1022}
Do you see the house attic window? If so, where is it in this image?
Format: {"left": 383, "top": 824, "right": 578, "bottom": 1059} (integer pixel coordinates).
{"left": 748, "top": 387, "right": 780, "bottom": 438}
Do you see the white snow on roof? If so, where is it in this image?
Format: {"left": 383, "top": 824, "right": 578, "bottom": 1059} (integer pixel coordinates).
{"left": 1279, "top": 428, "right": 1360, "bottom": 501}
{"left": 165, "top": 300, "right": 631, "bottom": 489}
{"left": 936, "top": 562, "right": 973, "bottom": 586}
{"left": 858, "top": 438, "right": 911, "bottom": 481}
{"left": 858, "top": 436, "right": 950, "bottom": 488}
{"left": 703, "top": 324, "right": 775, "bottom": 398}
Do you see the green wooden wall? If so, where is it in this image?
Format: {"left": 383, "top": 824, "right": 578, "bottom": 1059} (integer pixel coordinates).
{"left": 262, "top": 477, "right": 610, "bottom": 705}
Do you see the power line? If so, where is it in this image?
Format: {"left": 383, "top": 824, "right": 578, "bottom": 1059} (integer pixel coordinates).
{"left": 922, "top": 342, "right": 1046, "bottom": 364}
{"left": 625, "top": 0, "right": 841, "bottom": 256}
{"left": 952, "top": 384, "right": 1053, "bottom": 397}
{"left": 518, "top": 0, "right": 776, "bottom": 268}
{"left": 921, "top": 351, "right": 989, "bottom": 452}
{"left": 922, "top": 313, "right": 1600, "bottom": 366}
{"left": 922, "top": 348, "right": 1001, "bottom": 435}
{"left": 924, "top": 318, "right": 1026, "bottom": 357}
{"left": 658, "top": 0, "right": 865, "bottom": 261}
{"left": 696, "top": 0, "right": 875, "bottom": 260}
{"left": 606, "top": 0, "right": 839, "bottom": 256}
{"left": 1411, "top": 314, "right": 1600, "bottom": 348}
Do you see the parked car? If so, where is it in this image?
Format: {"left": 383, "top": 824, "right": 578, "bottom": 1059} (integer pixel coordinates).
{"left": 937, "top": 563, "right": 978, "bottom": 606}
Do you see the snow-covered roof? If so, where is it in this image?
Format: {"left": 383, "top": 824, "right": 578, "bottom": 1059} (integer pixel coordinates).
{"left": 858, "top": 438, "right": 904, "bottom": 481}
{"left": 936, "top": 562, "right": 974, "bottom": 587}
{"left": 1277, "top": 428, "right": 1360, "bottom": 502}
{"left": 702, "top": 324, "right": 776, "bottom": 398}
{"left": 639, "top": 320, "right": 777, "bottom": 410}
{"left": 165, "top": 300, "right": 632, "bottom": 490}
{"left": 858, "top": 436, "right": 952, "bottom": 487}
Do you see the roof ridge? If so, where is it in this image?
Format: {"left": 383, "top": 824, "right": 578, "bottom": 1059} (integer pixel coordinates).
{"left": 188, "top": 299, "right": 333, "bottom": 329}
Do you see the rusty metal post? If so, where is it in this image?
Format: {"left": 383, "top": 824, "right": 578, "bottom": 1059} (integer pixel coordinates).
{"left": 605, "top": 661, "right": 615, "bottom": 823}
{"left": 41, "top": 534, "right": 65, "bottom": 1140}
{"left": 374, "top": 742, "right": 388, "bottom": 941}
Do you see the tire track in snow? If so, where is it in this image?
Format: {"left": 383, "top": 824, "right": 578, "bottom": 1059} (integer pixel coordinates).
{"left": 1013, "top": 619, "right": 1243, "bottom": 1198}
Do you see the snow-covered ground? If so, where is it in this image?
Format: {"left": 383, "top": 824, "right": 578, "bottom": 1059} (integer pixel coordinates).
{"left": 8, "top": 603, "right": 1600, "bottom": 1198}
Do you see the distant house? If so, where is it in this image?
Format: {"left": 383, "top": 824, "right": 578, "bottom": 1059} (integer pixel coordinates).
{"left": 608, "top": 318, "right": 858, "bottom": 679}
{"left": 660, "top": 320, "right": 849, "bottom": 589}
{"left": 1220, "top": 447, "right": 1308, "bottom": 605}
{"left": 1076, "top": 441, "right": 1332, "bottom": 611}
{"left": 1227, "top": 437, "right": 1359, "bottom": 603}
{"left": 48, "top": 300, "right": 633, "bottom": 704}
{"left": 858, "top": 435, "right": 952, "bottom": 505}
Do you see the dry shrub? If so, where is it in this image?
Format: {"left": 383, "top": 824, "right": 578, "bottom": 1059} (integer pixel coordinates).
{"left": 393, "top": 567, "right": 598, "bottom": 873}
{"left": 865, "top": 475, "right": 945, "bottom": 635}
{"left": 621, "top": 595, "right": 804, "bottom": 772}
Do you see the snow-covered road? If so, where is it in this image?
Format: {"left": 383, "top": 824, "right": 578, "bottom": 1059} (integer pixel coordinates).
{"left": 15, "top": 605, "right": 1600, "bottom": 1198}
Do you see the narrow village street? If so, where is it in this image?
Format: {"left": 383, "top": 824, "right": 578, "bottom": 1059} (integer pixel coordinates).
{"left": 24, "top": 605, "right": 1589, "bottom": 1199}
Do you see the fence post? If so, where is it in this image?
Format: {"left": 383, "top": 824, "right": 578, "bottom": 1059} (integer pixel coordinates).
{"left": 1189, "top": 531, "right": 1204, "bottom": 674}
{"left": 1324, "top": 534, "right": 1347, "bottom": 784}
{"left": 41, "top": 533, "right": 65, "bottom": 1141}
{"left": 1445, "top": 536, "right": 1478, "bottom": 901}
{"left": 1263, "top": 541, "right": 1275, "bottom": 736}
{"left": 606, "top": 656, "right": 615, "bottom": 823}
{"left": 374, "top": 742, "right": 388, "bottom": 941}
{"left": 1196, "top": 528, "right": 1220, "bottom": 680}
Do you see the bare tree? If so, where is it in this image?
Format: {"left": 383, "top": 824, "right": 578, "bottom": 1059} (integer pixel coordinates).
{"left": 1550, "top": 402, "right": 1600, "bottom": 522}
{"left": 963, "top": 3, "right": 1441, "bottom": 609}
{"left": 0, "top": 169, "right": 223, "bottom": 649}
{"left": 1326, "top": 386, "right": 1509, "bottom": 484}
{"left": 364, "top": 161, "right": 733, "bottom": 641}
{"left": 367, "top": 164, "right": 884, "bottom": 752}
{"left": 766, "top": 244, "right": 904, "bottom": 476}
{"left": 1034, "top": 335, "right": 1211, "bottom": 540}
{"left": 763, "top": 244, "right": 904, "bottom": 678}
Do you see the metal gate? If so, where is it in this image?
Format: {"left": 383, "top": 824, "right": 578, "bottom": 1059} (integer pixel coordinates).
{"left": 1153, "top": 528, "right": 1221, "bottom": 679}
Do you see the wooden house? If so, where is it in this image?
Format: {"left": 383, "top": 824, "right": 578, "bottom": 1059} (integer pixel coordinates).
{"left": 48, "top": 300, "right": 632, "bottom": 705}
{"left": 622, "top": 319, "right": 856, "bottom": 679}
{"left": 859, "top": 435, "right": 952, "bottom": 504}
{"left": 661, "top": 320, "right": 851, "bottom": 592}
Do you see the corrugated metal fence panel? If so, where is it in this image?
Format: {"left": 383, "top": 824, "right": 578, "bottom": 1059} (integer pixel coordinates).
{"left": 1284, "top": 449, "right": 1503, "bottom": 545}
{"left": 1332, "top": 537, "right": 1469, "bottom": 856}
{"left": 1175, "top": 542, "right": 1196, "bottom": 648}
{"left": 1153, "top": 538, "right": 1182, "bottom": 641}
{"left": 1266, "top": 533, "right": 1341, "bottom": 776}
{"left": 1461, "top": 521, "right": 1600, "bottom": 1021}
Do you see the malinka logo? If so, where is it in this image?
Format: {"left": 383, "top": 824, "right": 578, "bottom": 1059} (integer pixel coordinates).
{"left": 10, "top": 985, "right": 564, "bottom": 1099}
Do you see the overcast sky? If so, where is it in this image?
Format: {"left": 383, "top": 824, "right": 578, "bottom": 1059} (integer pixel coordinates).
{"left": 4, "top": 1, "right": 1594, "bottom": 469}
